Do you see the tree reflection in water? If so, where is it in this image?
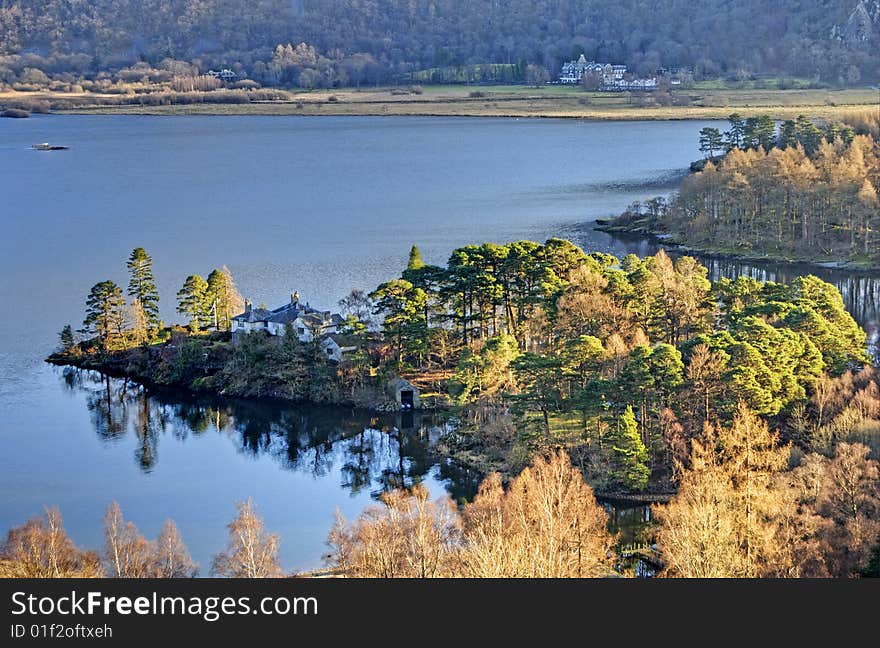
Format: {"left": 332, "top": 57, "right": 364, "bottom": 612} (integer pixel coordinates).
{"left": 61, "top": 369, "right": 479, "bottom": 500}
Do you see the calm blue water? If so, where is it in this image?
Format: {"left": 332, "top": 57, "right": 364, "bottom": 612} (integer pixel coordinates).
{"left": 1, "top": 114, "right": 874, "bottom": 572}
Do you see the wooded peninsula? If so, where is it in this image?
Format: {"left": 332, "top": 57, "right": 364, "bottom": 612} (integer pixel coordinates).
{"left": 600, "top": 110, "right": 880, "bottom": 268}
{"left": 36, "top": 233, "right": 880, "bottom": 577}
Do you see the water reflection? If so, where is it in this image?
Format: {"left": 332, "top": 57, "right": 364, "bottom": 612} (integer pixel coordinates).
{"left": 63, "top": 368, "right": 478, "bottom": 500}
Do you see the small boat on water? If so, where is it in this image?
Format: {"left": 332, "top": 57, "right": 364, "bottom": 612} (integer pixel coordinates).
{"left": 32, "top": 143, "right": 69, "bottom": 151}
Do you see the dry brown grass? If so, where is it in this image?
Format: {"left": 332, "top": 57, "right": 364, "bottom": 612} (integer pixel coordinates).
{"left": 3, "top": 86, "right": 877, "bottom": 121}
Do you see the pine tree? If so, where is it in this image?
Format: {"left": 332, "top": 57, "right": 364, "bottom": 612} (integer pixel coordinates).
{"left": 606, "top": 406, "right": 650, "bottom": 491}
{"left": 58, "top": 324, "right": 75, "bottom": 352}
{"left": 83, "top": 280, "right": 126, "bottom": 348}
{"left": 698, "top": 127, "right": 723, "bottom": 160}
{"left": 126, "top": 247, "right": 160, "bottom": 332}
{"left": 407, "top": 244, "right": 425, "bottom": 271}
{"left": 206, "top": 266, "right": 243, "bottom": 331}
{"left": 176, "top": 274, "right": 211, "bottom": 330}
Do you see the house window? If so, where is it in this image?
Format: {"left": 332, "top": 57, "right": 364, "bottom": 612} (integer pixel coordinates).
{"left": 326, "top": 348, "right": 333, "bottom": 355}
{"left": 297, "top": 327, "right": 305, "bottom": 335}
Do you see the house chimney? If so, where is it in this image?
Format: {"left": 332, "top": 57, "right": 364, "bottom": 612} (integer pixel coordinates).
{"left": 244, "top": 299, "right": 252, "bottom": 315}
{"left": 292, "top": 291, "right": 300, "bottom": 306}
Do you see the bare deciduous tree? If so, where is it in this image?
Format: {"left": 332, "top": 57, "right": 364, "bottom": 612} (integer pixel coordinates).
{"left": 153, "top": 519, "right": 198, "bottom": 578}
{"left": 0, "top": 507, "right": 102, "bottom": 577}
{"left": 656, "top": 403, "right": 794, "bottom": 577}
{"left": 328, "top": 450, "right": 614, "bottom": 578}
{"left": 460, "top": 451, "right": 615, "bottom": 577}
{"left": 103, "top": 501, "right": 155, "bottom": 577}
{"left": 212, "top": 499, "right": 283, "bottom": 577}
{"left": 328, "top": 484, "right": 460, "bottom": 577}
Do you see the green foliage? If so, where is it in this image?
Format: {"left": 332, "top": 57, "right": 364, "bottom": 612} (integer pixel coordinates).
{"left": 606, "top": 406, "right": 650, "bottom": 491}
{"left": 406, "top": 245, "right": 424, "bottom": 271}
{"left": 126, "top": 247, "right": 160, "bottom": 331}
{"left": 863, "top": 535, "right": 880, "bottom": 578}
{"left": 699, "top": 127, "right": 723, "bottom": 159}
{"left": 206, "top": 266, "right": 243, "bottom": 331}
{"left": 83, "top": 280, "right": 126, "bottom": 348}
{"left": 370, "top": 278, "right": 428, "bottom": 367}
{"left": 451, "top": 334, "right": 521, "bottom": 403}
{"left": 176, "top": 274, "right": 211, "bottom": 330}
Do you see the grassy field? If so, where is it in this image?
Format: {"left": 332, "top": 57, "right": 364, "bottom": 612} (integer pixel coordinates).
{"left": 3, "top": 85, "right": 878, "bottom": 121}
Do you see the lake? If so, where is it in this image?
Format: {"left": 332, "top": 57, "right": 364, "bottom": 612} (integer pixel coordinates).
{"left": 1, "top": 115, "right": 877, "bottom": 572}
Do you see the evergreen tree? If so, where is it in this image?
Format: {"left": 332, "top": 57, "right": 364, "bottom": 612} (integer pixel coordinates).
{"left": 370, "top": 278, "right": 428, "bottom": 367}
{"left": 406, "top": 244, "right": 425, "bottom": 271}
{"left": 176, "top": 274, "right": 211, "bottom": 330}
{"left": 698, "top": 127, "right": 723, "bottom": 159}
{"left": 59, "top": 324, "right": 75, "bottom": 352}
{"left": 795, "top": 115, "right": 824, "bottom": 156}
{"left": 126, "top": 247, "right": 160, "bottom": 332}
{"left": 206, "top": 266, "right": 243, "bottom": 331}
{"left": 606, "top": 406, "right": 650, "bottom": 491}
{"left": 83, "top": 280, "right": 126, "bottom": 348}
{"left": 724, "top": 113, "right": 746, "bottom": 150}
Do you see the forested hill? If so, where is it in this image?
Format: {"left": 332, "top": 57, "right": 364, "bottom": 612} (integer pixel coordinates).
{"left": 1, "top": 0, "right": 878, "bottom": 86}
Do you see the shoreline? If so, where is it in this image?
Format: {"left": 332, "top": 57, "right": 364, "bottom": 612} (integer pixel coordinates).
{"left": 56, "top": 102, "right": 879, "bottom": 121}
{"left": 47, "top": 353, "right": 678, "bottom": 503}
{"left": 595, "top": 219, "right": 880, "bottom": 274}
{"left": 4, "top": 86, "right": 876, "bottom": 121}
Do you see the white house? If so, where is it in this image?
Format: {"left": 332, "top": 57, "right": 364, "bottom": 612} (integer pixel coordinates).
{"left": 231, "top": 292, "right": 345, "bottom": 343}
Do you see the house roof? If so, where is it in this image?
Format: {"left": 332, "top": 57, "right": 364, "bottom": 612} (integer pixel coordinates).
{"left": 232, "top": 307, "right": 272, "bottom": 322}
{"left": 233, "top": 296, "right": 342, "bottom": 328}
{"left": 325, "top": 332, "right": 361, "bottom": 349}
{"left": 388, "top": 377, "right": 418, "bottom": 392}
{"left": 266, "top": 303, "right": 303, "bottom": 325}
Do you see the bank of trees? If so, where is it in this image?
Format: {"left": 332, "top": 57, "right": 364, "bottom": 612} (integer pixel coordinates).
{"left": 66, "top": 249, "right": 244, "bottom": 353}
{"left": 0, "top": 499, "right": 283, "bottom": 578}
{"left": 328, "top": 450, "right": 616, "bottom": 577}
{"left": 329, "top": 428, "right": 880, "bottom": 577}
{"left": 360, "top": 240, "right": 870, "bottom": 492}
{"left": 670, "top": 116, "right": 879, "bottom": 263}
{"left": 1, "top": 1, "right": 876, "bottom": 89}
{"left": 4, "top": 437, "right": 877, "bottom": 578}
{"left": 657, "top": 405, "right": 880, "bottom": 577}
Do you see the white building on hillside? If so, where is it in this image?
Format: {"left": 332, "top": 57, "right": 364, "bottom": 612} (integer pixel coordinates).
{"left": 231, "top": 292, "right": 357, "bottom": 361}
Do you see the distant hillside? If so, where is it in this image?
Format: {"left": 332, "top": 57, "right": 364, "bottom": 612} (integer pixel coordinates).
{"left": 0, "top": 0, "right": 877, "bottom": 87}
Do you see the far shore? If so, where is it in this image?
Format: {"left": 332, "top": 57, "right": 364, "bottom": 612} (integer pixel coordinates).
{"left": 3, "top": 85, "right": 878, "bottom": 121}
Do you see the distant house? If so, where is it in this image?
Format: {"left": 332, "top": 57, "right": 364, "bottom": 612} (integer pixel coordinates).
{"left": 231, "top": 292, "right": 346, "bottom": 346}
{"left": 559, "top": 54, "right": 591, "bottom": 84}
{"left": 207, "top": 68, "right": 238, "bottom": 82}
{"left": 558, "top": 56, "right": 657, "bottom": 91}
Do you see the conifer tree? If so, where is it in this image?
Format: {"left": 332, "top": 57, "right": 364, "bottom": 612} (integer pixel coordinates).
{"left": 176, "top": 274, "right": 211, "bottom": 330}
{"left": 59, "top": 324, "right": 75, "bottom": 351}
{"left": 126, "top": 247, "right": 160, "bottom": 332}
{"left": 206, "top": 266, "right": 243, "bottom": 331}
{"left": 606, "top": 405, "right": 650, "bottom": 491}
{"left": 407, "top": 244, "right": 424, "bottom": 271}
{"left": 83, "top": 280, "right": 126, "bottom": 348}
